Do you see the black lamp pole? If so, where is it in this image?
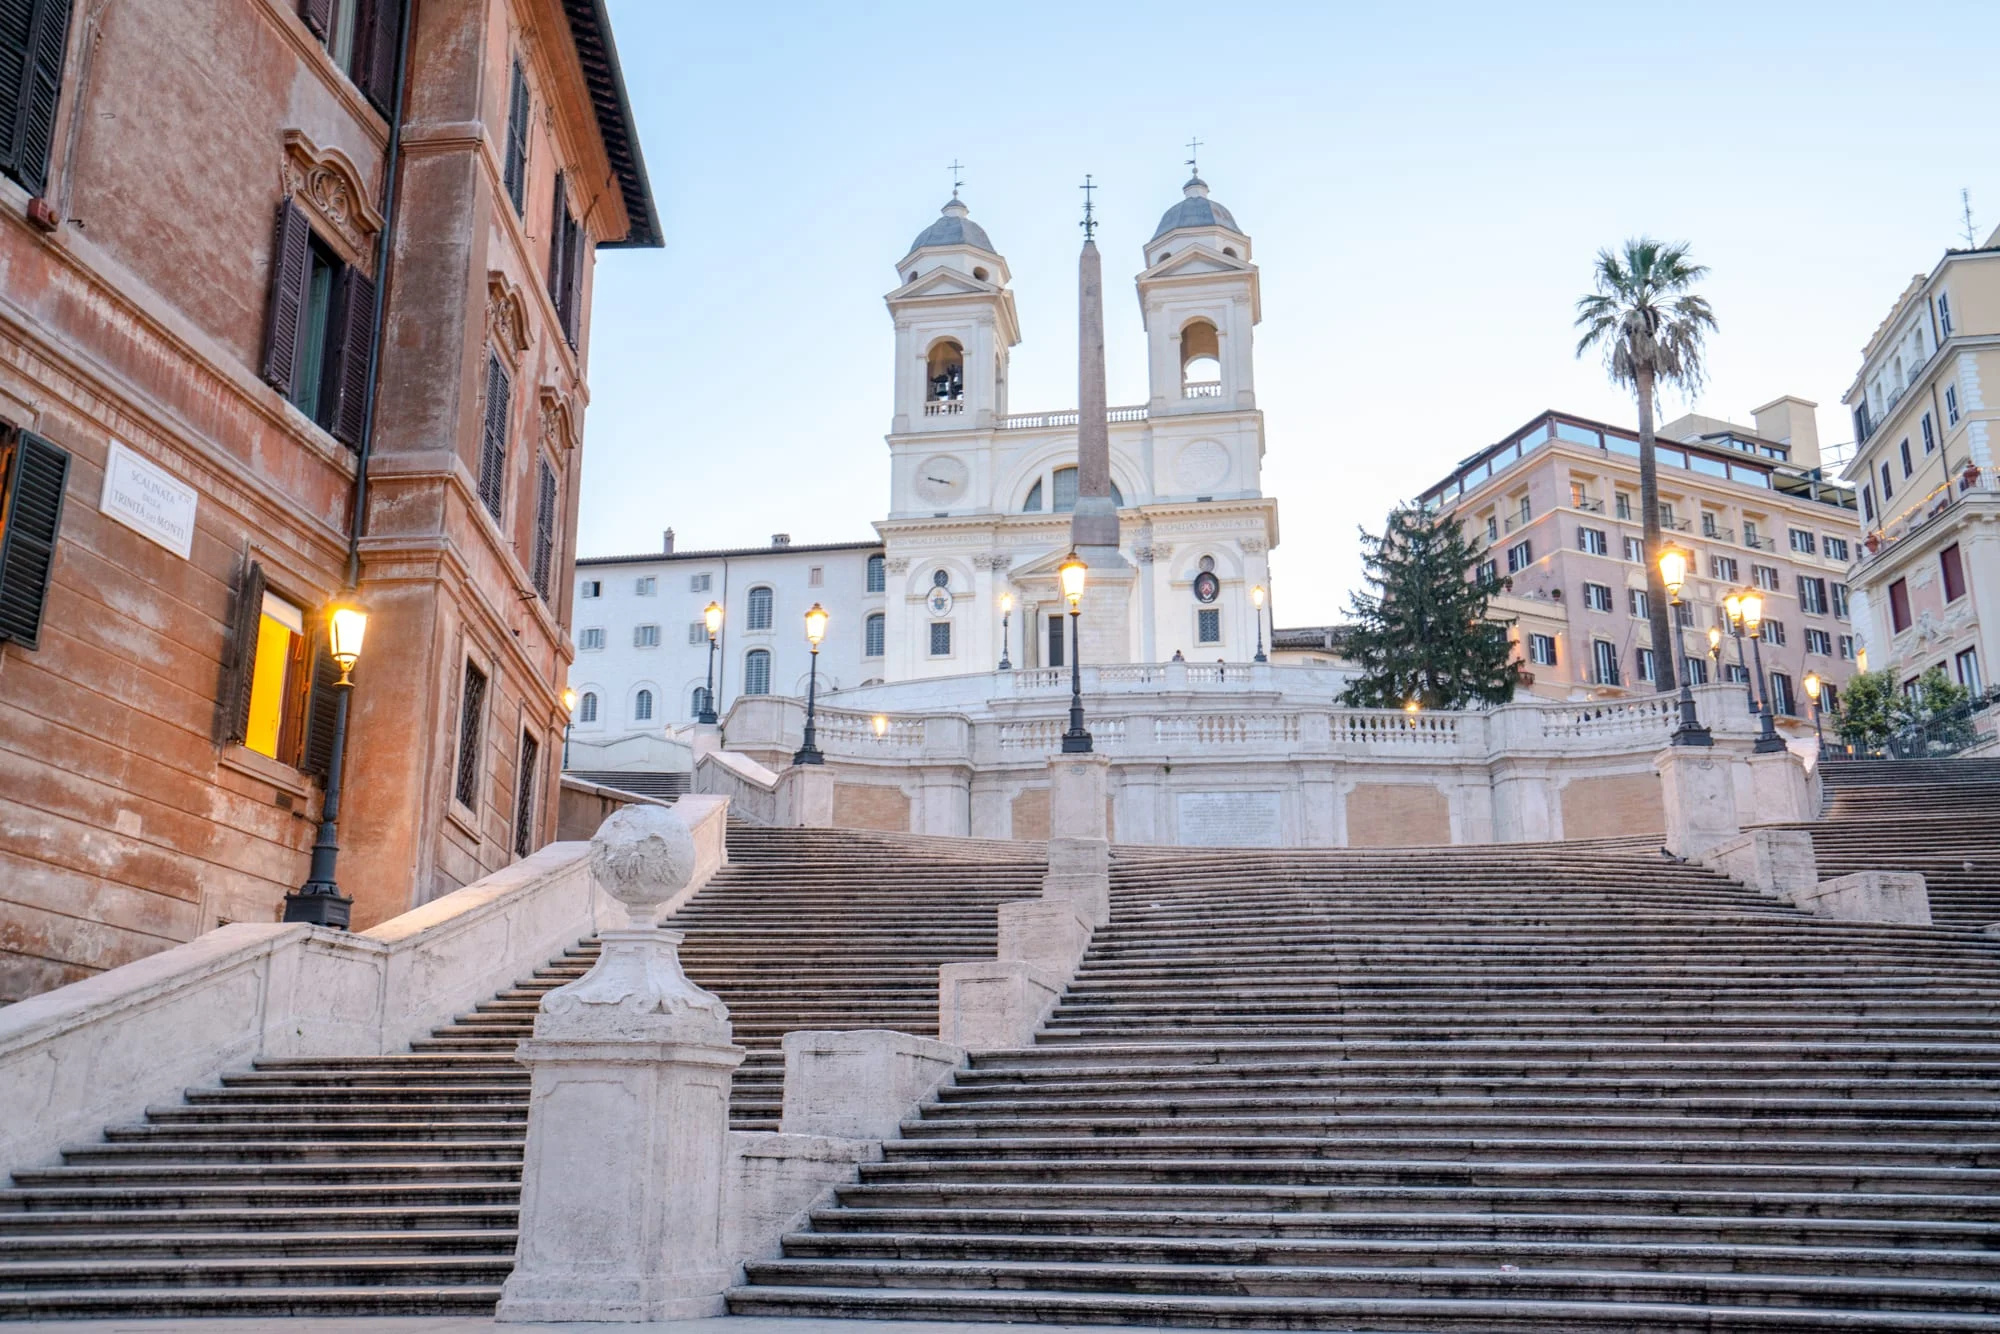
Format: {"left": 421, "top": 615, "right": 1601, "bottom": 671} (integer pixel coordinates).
{"left": 998, "top": 602, "right": 1012, "bottom": 671}
{"left": 1666, "top": 594, "right": 1711, "bottom": 746}
{"left": 284, "top": 678, "right": 355, "bottom": 929}
{"left": 1745, "top": 627, "right": 1786, "bottom": 754}
{"left": 1061, "top": 605, "right": 1092, "bottom": 753}
{"left": 1253, "top": 596, "right": 1267, "bottom": 663}
{"left": 794, "top": 642, "right": 824, "bottom": 765}
{"left": 699, "top": 631, "right": 718, "bottom": 724}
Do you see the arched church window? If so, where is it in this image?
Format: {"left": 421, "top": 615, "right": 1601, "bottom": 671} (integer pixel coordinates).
{"left": 972, "top": 266, "right": 989, "bottom": 281}
{"left": 746, "top": 585, "right": 774, "bottom": 630}
{"left": 1023, "top": 479, "right": 1043, "bottom": 512}
{"left": 926, "top": 340, "right": 964, "bottom": 402}
{"left": 1052, "top": 467, "right": 1123, "bottom": 513}
{"left": 1222, "top": 247, "right": 1238, "bottom": 258}
{"left": 634, "top": 689, "right": 653, "bottom": 721}
{"left": 743, "top": 650, "right": 771, "bottom": 696}
{"left": 578, "top": 691, "right": 598, "bottom": 723}
{"left": 1181, "top": 319, "right": 1221, "bottom": 397}
{"left": 932, "top": 569, "right": 950, "bottom": 588}
{"left": 866, "top": 554, "right": 885, "bottom": 593}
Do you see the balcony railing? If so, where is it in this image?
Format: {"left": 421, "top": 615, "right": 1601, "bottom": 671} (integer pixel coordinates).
{"left": 999, "top": 405, "right": 1151, "bottom": 430}
{"left": 924, "top": 399, "right": 964, "bottom": 416}
{"left": 1572, "top": 497, "right": 1605, "bottom": 513}
{"left": 1182, "top": 381, "right": 1223, "bottom": 399}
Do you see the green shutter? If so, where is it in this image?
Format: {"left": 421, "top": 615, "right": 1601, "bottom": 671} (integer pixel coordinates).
{"left": 0, "top": 428, "right": 68, "bottom": 650}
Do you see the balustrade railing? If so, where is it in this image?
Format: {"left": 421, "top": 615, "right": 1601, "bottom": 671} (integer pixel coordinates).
{"left": 1155, "top": 712, "right": 1301, "bottom": 747}
{"left": 923, "top": 399, "right": 964, "bottom": 416}
{"left": 999, "top": 405, "right": 1150, "bottom": 430}
{"left": 1182, "top": 381, "right": 1223, "bottom": 399}
{"left": 1333, "top": 711, "right": 1460, "bottom": 746}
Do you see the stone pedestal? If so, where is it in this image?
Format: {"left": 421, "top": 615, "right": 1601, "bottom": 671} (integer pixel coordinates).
{"left": 1044, "top": 751, "right": 1111, "bottom": 926}
{"left": 777, "top": 762, "right": 834, "bottom": 828}
{"left": 691, "top": 722, "right": 721, "bottom": 762}
{"left": 1698, "top": 829, "right": 1818, "bottom": 899}
{"left": 779, "top": 1030, "right": 965, "bottom": 1140}
{"left": 1745, "top": 749, "right": 1815, "bottom": 825}
{"left": 1654, "top": 746, "right": 1740, "bottom": 860}
{"left": 937, "top": 960, "right": 1061, "bottom": 1052}
{"left": 999, "top": 899, "right": 1091, "bottom": 976}
{"left": 497, "top": 805, "right": 745, "bottom": 1323}
{"left": 1794, "top": 871, "right": 1932, "bottom": 925}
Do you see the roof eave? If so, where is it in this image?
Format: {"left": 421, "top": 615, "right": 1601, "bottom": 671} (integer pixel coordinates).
{"left": 562, "top": 0, "right": 661, "bottom": 249}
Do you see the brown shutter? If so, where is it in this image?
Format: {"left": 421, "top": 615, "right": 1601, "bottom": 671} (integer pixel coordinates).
{"left": 503, "top": 59, "right": 528, "bottom": 213}
{"left": 0, "top": 428, "right": 68, "bottom": 649}
{"left": 2, "top": 0, "right": 71, "bottom": 199}
{"left": 512, "top": 730, "right": 539, "bottom": 857}
{"left": 546, "top": 173, "right": 568, "bottom": 314}
{"left": 299, "top": 631, "right": 342, "bottom": 781}
{"left": 477, "top": 355, "right": 510, "bottom": 520}
{"left": 353, "top": 0, "right": 399, "bottom": 114}
{"left": 561, "top": 212, "right": 586, "bottom": 346}
{"left": 297, "top": 0, "right": 333, "bottom": 39}
{"left": 260, "top": 199, "right": 313, "bottom": 394}
{"left": 326, "top": 266, "right": 375, "bottom": 449}
{"left": 531, "top": 459, "right": 557, "bottom": 599}
{"left": 217, "top": 560, "right": 266, "bottom": 745}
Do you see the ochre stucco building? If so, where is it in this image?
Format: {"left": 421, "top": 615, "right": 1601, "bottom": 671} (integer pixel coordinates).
{"left": 0, "top": 0, "right": 657, "bottom": 1000}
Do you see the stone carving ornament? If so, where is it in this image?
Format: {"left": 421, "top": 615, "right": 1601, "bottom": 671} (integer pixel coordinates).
{"left": 280, "top": 130, "right": 382, "bottom": 266}
{"left": 1175, "top": 439, "right": 1231, "bottom": 492}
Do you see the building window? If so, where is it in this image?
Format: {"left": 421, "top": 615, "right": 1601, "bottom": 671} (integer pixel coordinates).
{"left": 1627, "top": 588, "right": 1649, "bottom": 619}
{"left": 531, "top": 461, "right": 558, "bottom": 601}
{"left": 578, "top": 691, "right": 598, "bottom": 723}
{"left": 743, "top": 649, "right": 771, "bottom": 694}
{"left": 1578, "top": 527, "right": 1608, "bottom": 556}
{"left": 1752, "top": 564, "right": 1780, "bottom": 592}
{"left": 1741, "top": 520, "right": 1760, "bottom": 548}
{"left": 932, "top": 568, "right": 950, "bottom": 588}
{"left": 1939, "top": 291, "right": 1953, "bottom": 336}
{"left": 1582, "top": 582, "right": 1613, "bottom": 613}
{"left": 1485, "top": 517, "right": 1498, "bottom": 542}
{"left": 0, "top": 0, "right": 72, "bottom": 196}
{"left": 1046, "top": 614, "right": 1065, "bottom": 667}
{"left": 1475, "top": 558, "right": 1497, "bottom": 582}
{"left": 1591, "top": 640, "right": 1620, "bottom": 686}
{"left": 1900, "top": 439, "right": 1913, "bottom": 478}
{"left": 928, "top": 621, "right": 952, "bottom": 656}
{"left": 1658, "top": 503, "right": 1675, "bottom": 529}
{"left": 1675, "top": 601, "right": 1694, "bottom": 628}
{"left": 1623, "top": 535, "right": 1644, "bottom": 563}
{"left": 580, "top": 580, "right": 601, "bottom": 598}
{"left": 1798, "top": 576, "right": 1828, "bottom": 616}
{"left": 1957, "top": 647, "right": 1983, "bottom": 693}
{"left": 747, "top": 585, "right": 774, "bottom": 630}
{"left": 503, "top": 57, "right": 530, "bottom": 215}
{"left": 0, "top": 429, "right": 69, "bottom": 652}
{"left": 1053, "top": 467, "right": 1080, "bottom": 513}
{"left": 1880, "top": 461, "right": 1893, "bottom": 501}
{"left": 298, "top": 0, "right": 396, "bottom": 110}
{"left": 1506, "top": 540, "right": 1532, "bottom": 573}
{"left": 1922, "top": 413, "right": 1935, "bottom": 454}
{"left": 866, "top": 554, "right": 886, "bottom": 592}
{"left": 1839, "top": 634, "right": 1856, "bottom": 661}
{"left": 1946, "top": 384, "right": 1960, "bottom": 426}
{"left": 454, "top": 660, "right": 487, "bottom": 809}
{"left": 636, "top": 576, "right": 656, "bottom": 596}
{"left": 1888, "top": 578, "right": 1911, "bottom": 633}
{"left": 1635, "top": 647, "right": 1657, "bottom": 683}
{"left": 633, "top": 688, "right": 653, "bottom": 721}
{"left": 260, "top": 201, "right": 377, "bottom": 448}
{"left": 690, "top": 685, "right": 711, "bottom": 716}
{"left": 865, "top": 612, "right": 885, "bottom": 657}
{"left": 1770, "top": 672, "right": 1796, "bottom": 717}
{"left": 475, "top": 353, "right": 510, "bottom": 520}
{"left": 633, "top": 624, "right": 659, "bottom": 648}
{"left": 1819, "top": 682, "right": 1840, "bottom": 713}
{"left": 1725, "top": 662, "right": 1750, "bottom": 685}
{"left": 1788, "top": 528, "right": 1815, "bottom": 555}
{"left": 1709, "top": 555, "right": 1738, "bottom": 583}
{"left": 1197, "top": 608, "right": 1221, "bottom": 644}
{"left": 1805, "top": 627, "right": 1833, "bottom": 656}
{"left": 578, "top": 627, "right": 604, "bottom": 651}
{"left": 688, "top": 621, "right": 707, "bottom": 645}
{"left": 512, "top": 730, "right": 539, "bottom": 858}
{"left": 236, "top": 586, "right": 310, "bottom": 764}
{"left": 1824, "top": 536, "right": 1849, "bottom": 563}
{"left": 1760, "top": 619, "right": 1786, "bottom": 646}
{"left": 1683, "top": 655, "right": 1707, "bottom": 685}
{"left": 1941, "top": 543, "right": 1966, "bottom": 602}
{"left": 1023, "top": 479, "right": 1044, "bottom": 513}
{"left": 1529, "top": 633, "right": 1557, "bottom": 666}
{"left": 808, "top": 565, "right": 824, "bottom": 588}
{"left": 547, "top": 173, "right": 587, "bottom": 347}
{"left": 690, "top": 572, "right": 711, "bottom": 593}
{"left": 1614, "top": 493, "right": 1632, "bottom": 520}
{"left": 1517, "top": 496, "right": 1532, "bottom": 525}
{"left": 1862, "top": 485, "right": 1875, "bottom": 523}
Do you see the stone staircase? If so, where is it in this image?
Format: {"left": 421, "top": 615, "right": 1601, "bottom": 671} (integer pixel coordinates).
{"left": 1793, "top": 758, "right": 2000, "bottom": 929}
{"left": 0, "top": 824, "right": 1042, "bottom": 1318}
{"left": 731, "top": 837, "right": 2000, "bottom": 1330}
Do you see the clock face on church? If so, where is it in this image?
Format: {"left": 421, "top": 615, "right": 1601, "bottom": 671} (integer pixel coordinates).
{"left": 914, "top": 455, "right": 968, "bottom": 505}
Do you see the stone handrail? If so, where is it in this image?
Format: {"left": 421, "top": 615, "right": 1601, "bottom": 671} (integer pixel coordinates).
{"left": 695, "top": 749, "right": 781, "bottom": 823}
{"left": 0, "top": 797, "right": 731, "bottom": 1174}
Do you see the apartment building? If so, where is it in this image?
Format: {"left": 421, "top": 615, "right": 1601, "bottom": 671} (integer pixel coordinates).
{"left": 1418, "top": 400, "right": 1861, "bottom": 715}
{"left": 568, "top": 534, "right": 886, "bottom": 757}
{"left": 1841, "top": 230, "right": 1999, "bottom": 697}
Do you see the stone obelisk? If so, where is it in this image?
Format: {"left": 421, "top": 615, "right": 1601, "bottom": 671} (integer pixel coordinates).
{"left": 1066, "top": 180, "right": 1131, "bottom": 663}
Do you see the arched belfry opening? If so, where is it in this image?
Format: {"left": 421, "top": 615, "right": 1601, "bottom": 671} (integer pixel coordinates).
{"left": 1181, "top": 319, "right": 1221, "bottom": 398}
{"left": 927, "top": 339, "right": 964, "bottom": 405}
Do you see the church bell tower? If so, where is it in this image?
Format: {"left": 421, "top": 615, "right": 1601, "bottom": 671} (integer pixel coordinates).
{"left": 1136, "top": 174, "right": 1260, "bottom": 415}
{"left": 885, "top": 197, "right": 1019, "bottom": 434}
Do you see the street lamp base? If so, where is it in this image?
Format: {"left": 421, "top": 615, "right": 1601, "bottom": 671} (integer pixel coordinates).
{"left": 283, "top": 883, "right": 353, "bottom": 929}
{"left": 1060, "top": 731, "right": 1094, "bottom": 754}
{"left": 1752, "top": 735, "right": 1789, "bottom": 754}
{"left": 792, "top": 747, "right": 824, "bottom": 765}
{"left": 1670, "top": 722, "right": 1714, "bottom": 747}
{"left": 697, "top": 711, "right": 718, "bottom": 725}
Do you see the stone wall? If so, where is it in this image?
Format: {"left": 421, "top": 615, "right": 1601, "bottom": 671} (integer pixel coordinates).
{"left": 1347, "top": 783, "right": 1452, "bottom": 848}
{"left": 1559, "top": 771, "right": 1665, "bottom": 840}
{"left": 833, "top": 782, "right": 911, "bottom": 833}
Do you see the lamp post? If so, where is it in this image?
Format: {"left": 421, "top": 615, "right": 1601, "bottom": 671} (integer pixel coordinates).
{"left": 1251, "top": 584, "right": 1268, "bottom": 663}
{"left": 1058, "top": 550, "right": 1092, "bottom": 753}
{"left": 561, "top": 686, "right": 577, "bottom": 769}
{"left": 1734, "top": 589, "right": 1786, "bottom": 754}
{"left": 1804, "top": 670, "right": 1824, "bottom": 747}
{"left": 698, "top": 600, "right": 722, "bottom": 724}
{"left": 998, "top": 591, "right": 1013, "bottom": 671}
{"left": 1657, "top": 547, "right": 1712, "bottom": 746}
{"left": 284, "top": 596, "right": 369, "bottom": 928}
{"left": 1404, "top": 697, "right": 1420, "bottom": 729}
{"left": 794, "top": 602, "right": 827, "bottom": 765}
{"left": 1724, "top": 593, "right": 1756, "bottom": 713}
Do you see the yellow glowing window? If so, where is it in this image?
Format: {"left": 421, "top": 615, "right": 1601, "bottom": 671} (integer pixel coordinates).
{"left": 244, "top": 593, "right": 308, "bottom": 763}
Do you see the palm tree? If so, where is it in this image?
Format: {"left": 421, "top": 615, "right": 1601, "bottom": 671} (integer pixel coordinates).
{"left": 1575, "top": 239, "right": 1717, "bottom": 696}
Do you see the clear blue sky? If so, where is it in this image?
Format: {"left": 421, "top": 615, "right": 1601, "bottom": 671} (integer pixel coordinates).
{"left": 582, "top": 0, "right": 1998, "bottom": 625}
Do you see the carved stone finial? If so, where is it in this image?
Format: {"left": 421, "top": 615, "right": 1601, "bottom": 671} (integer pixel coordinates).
{"left": 589, "top": 803, "right": 695, "bottom": 928}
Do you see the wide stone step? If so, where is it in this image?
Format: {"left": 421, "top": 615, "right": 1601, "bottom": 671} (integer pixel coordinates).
{"left": 0, "top": 1205, "right": 517, "bottom": 1235}
{"left": 0, "top": 1230, "right": 515, "bottom": 1259}
{"left": 902, "top": 1111, "right": 2000, "bottom": 1143}
{"left": 0, "top": 1285, "right": 503, "bottom": 1318}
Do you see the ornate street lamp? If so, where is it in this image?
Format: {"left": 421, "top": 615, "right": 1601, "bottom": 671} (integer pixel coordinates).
{"left": 1058, "top": 550, "right": 1092, "bottom": 753}
{"left": 1251, "top": 584, "right": 1268, "bottom": 663}
{"left": 1404, "top": 696, "right": 1421, "bottom": 728}
{"left": 284, "top": 594, "right": 369, "bottom": 928}
{"left": 998, "top": 591, "right": 1013, "bottom": 671}
{"left": 1732, "top": 589, "right": 1786, "bottom": 754}
{"left": 1657, "top": 547, "right": 1711, "bottom": 746}
{"left": 698, "top": 600, "right": 722, "bottom": 724}
{"left": 1804, "top": 670, "right": 1824, "bottom": 747}
{"left": 561, "top": 686, "right": 577, "bottom": 769}
{"left": 794, "top": 602, "right": 828, "bottom": 765}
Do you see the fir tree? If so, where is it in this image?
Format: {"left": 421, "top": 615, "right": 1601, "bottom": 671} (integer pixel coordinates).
{"left": 1341, "top": 505, "right": 1521, "bottom": 710}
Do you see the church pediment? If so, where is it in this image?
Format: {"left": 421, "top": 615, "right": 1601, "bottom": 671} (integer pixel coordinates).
{"left": 1140, "top": 244, "right": 1253, "bottom": 282}
{"left": 890, "top": 269, "right": 997, "bottom": 301}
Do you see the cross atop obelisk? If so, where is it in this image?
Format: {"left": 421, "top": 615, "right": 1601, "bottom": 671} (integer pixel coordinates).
{"left": 1071, "top": 175, "right": 1118, "bottom": 552}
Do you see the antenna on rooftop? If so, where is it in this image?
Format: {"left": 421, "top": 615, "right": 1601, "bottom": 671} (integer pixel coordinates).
{"left": 1961, "top": 188, "right": 1977, "bottom": 248}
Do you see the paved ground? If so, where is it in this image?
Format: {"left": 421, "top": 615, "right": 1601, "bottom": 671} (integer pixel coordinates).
{"left": 2, "top": 1320, "right": 1214, "bottom": 1334}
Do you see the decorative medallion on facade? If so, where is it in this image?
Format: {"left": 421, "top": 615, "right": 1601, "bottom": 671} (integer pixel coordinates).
{"left": 487, "top": 272, "right": 534, "bottom": 362}
{"left": 280, "top": 131, "right": 383, "bottom": 267}
{"left": 539, "top": 386, "right": 580, "bottom": 454}
{"left": 1176, "top": 439, "right": 1231, "bottom": 492}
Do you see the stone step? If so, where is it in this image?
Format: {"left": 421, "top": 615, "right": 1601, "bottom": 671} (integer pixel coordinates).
{"left": 0, "top": 1205, "right": 517, "bottom": 1235}
{"left": 901, "top": 1111, "right": 2000, "bottom": 1143}
{"left": 0, "top": 1285, "right": 505, "bottom": 1318}
{"left": 0, "top": 1230, "right": 515, "bottom": 1259}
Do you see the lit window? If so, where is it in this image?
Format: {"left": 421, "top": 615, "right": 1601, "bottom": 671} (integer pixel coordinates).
{"left": 743, "top": 649, "right": 772, "bottom": 694}
{"left": 243, "top": 591, "right": 309, "bottom": 763}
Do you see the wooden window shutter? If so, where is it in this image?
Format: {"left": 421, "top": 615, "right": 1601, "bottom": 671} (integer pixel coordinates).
{"left": 260, "top": 199, "right": 314, "bottom": 395}
{"left": 217, "top": 560, "right": 266, "bottom": 744}
{"left": 297, "top": 0, "right": 333, "bottom": 38}
{"left": 477, "top": 354, "right": 510, "bottom": 520}
{"left": 0, "top": 428, "right": 68, "bottom": 649}
{"left": 299, "top": 630, "right": 343, "bottom": 781}
{"left": 512, "top": 729, "right": 539, "bottom": 857}
{"left": 0, "top": 0, "right": 74, "bottom": 199}
{"left": 560, "top": 210, "right": 586, "bottom": 346}
{"left": 326, "top": 266, "right": 376, "bottom": 449}
{"left": 353, "top": 0, "right": 400, "bottom": 115}
{"left": 546, "top": 173, "right": 568, "bottom": 314}
{"left": 530, "top": 459, "right": 557, "bottom": 599}
{"left": 503, "top": 59, "right": 528, "bottom": 214}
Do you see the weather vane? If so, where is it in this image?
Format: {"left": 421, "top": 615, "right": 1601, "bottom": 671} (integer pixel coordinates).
{"left": 1080, "top": 174, "right": 1097, "bottom": 239}
{"left": 949, "top": 159, "right": 964, "bottom": 200}
{"left": 1186, "top": 136, "right": 1203, "bottom": 177}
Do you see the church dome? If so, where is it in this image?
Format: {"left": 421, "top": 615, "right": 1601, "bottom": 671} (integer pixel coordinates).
{"left": 1152, "top": 176, "right": 1239, "bottom": 240}
{"left": 909, "top": 198, "right": 994, "bottom": 255}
